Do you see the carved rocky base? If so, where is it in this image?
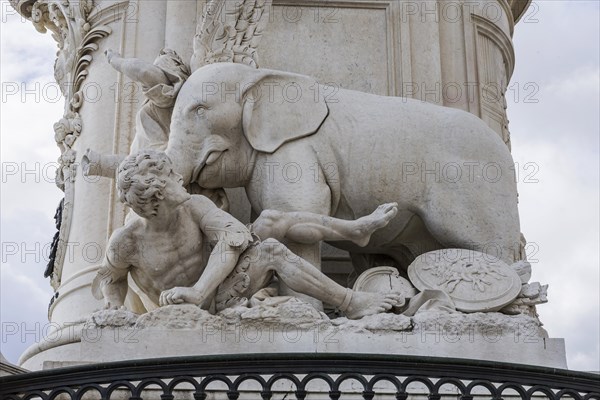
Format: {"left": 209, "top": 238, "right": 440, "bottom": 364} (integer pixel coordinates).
{"left": 20, "top": 300, "right": 567, "bottom": 371}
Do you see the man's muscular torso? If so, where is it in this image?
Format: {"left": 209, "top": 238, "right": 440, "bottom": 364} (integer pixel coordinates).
{"left": 108, "top": 198, "right": 212, "bottom": 304}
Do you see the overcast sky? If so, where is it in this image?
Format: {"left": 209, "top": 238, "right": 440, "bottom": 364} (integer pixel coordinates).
{"left": 1, "top": 1, "right": 598, "bottom": 371}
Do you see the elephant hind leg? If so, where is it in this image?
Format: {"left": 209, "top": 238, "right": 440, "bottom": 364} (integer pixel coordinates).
{"left": 420, "top": 206, "right": 521, "bottom": 265}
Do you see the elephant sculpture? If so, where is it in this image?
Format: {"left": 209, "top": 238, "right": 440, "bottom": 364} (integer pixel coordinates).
{"left": 165, "top": 62, "right": 522, "bottom": 272}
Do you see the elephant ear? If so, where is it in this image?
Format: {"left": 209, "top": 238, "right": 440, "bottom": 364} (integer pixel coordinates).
{"left": 242, "top": 71, "right": 329, "bottom": 153}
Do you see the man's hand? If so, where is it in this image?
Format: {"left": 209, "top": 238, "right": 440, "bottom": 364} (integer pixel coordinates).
{"left": 228, "top": 230, "right": 253, "bottom": 249}
{"left": 159, "top": 287, "right": 204, "bottom": 306}
{"left": 104, "top": 49, "right": 120, "bottom": 63}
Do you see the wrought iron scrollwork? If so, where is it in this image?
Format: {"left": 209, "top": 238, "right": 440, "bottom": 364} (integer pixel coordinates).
{"left": 1, "top": 354, "right": 599, "bottom": 400}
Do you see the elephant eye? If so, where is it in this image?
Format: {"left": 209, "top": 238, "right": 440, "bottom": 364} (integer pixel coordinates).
{"left": 196, "top": 105, "right": 208, "bottom": 115}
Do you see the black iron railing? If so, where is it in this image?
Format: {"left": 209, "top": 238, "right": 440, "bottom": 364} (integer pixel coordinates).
{"left": 1, "top": 354, "right": 598, "bottom": 399}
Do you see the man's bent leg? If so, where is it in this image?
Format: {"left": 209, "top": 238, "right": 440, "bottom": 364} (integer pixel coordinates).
{"left": 244, "top": 239, "right": 402, "bottom": 319}
{"left": 252, "top": 203, "right": 398, "bottom": 247}
{"left": 215, "top": 244, "right": 275, "bottom": 311}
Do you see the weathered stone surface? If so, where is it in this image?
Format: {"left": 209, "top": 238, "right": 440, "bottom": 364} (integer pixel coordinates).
{"left": 86, "top": 302, "right": 545, "bottom": 339}
{"left": 220, "top": 297, "right": 329, "bottom": 328}
{"left": 332, "top": 313, "right": 413, "bottom": 333}
{"left": 134, "top": 304, "right": 220, "bottom": 330}
{"left": 87, "top": 309, "right": 138, "bottom": 328}
{"left": 411, "top": 310, "right": 548, "bottom": 339}
{"left": 512, "top": 260, "right": 533, "bottom": 284}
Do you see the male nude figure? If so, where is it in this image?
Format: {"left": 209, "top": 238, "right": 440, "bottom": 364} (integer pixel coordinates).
{"left": 92, "top": 150, "right": 401, "bottom": 319}
{"left": 105, "top": 48, "right": 190, "bottom": 152}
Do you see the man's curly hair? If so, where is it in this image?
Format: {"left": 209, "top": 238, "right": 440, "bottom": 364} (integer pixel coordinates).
{"left": 117, "top": 150, "right": 175, "bottom": 218}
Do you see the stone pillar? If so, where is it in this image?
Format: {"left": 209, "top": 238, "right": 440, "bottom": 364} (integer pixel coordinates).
{"left": 164, "top": 0, "right": 198, "bottom": 62}
{"left": 261, "top": 0, "right": 521, "bottom": 147}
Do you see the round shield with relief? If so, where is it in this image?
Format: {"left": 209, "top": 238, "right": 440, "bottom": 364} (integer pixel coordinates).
{"left": 353, "top": 266, "right": 417, "bottom": 301}
{"left": 407, "top": 249, "right": 521, "bottom": 313}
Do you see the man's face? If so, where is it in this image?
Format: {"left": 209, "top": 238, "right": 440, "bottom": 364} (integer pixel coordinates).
{"left": 124, "top": 167, "right": 187, "bottom": 219}
{"left": 161, "top": 172, "right": 187, "bottom": 202}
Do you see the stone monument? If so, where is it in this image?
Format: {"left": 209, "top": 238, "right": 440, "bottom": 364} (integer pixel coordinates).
{"left": 8, "top": 0, "right": 567, "bottom": 372}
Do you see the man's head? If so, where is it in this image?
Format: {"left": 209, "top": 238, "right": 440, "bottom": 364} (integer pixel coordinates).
{"left": 117, "top": 150, "right": 186, "bottom": 218}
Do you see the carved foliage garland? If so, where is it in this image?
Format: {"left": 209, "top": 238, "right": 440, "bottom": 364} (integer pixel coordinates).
{"left": 29, "top": 0, "right": 112, "bottom": 115}
{"left": 12, "top": 0, "right": 112, "bottom": 290}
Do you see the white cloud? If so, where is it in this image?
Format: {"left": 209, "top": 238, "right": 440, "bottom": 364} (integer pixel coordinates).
{"left": 0, "top": 4, "right": 59, "bottom": 84}
{"left": 1, "top": 211, "right": 57, "bottom": 364}
{"left": 509, "top": 1, "right": 599, "bottom": 372}
{"left": 1, "top": 2, "right": 62, "bottom": 365}
{"left": 0, "top": 261, "right": 53, "bottom": 364}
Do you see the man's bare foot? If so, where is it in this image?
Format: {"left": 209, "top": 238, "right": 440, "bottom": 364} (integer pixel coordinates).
{"left": 351, "top": 203, "right": 399, "bottom": 247}
{"left": 343, "top": 291, "right": 403, "bottom": 319}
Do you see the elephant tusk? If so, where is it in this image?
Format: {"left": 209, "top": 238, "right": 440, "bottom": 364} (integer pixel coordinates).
{"left": 191, "top": 150, "right": 226, "bottom": 183}
{"left": 191, "top": 163, "right": 203, "bottom": 184}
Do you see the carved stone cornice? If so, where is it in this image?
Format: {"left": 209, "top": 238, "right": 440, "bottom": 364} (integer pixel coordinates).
{"left": 9, "top": 0, "right": 36, "bottom": 19}
{"left": 509, "top": 0, "right": 533, "bottom": 23}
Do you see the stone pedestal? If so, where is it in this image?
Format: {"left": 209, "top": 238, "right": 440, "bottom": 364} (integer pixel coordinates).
{"left": 20, "top": 304, "right": 567, "bottom": 370}
{"left": 21, "top": 328, "right": 567, "bottom": 371}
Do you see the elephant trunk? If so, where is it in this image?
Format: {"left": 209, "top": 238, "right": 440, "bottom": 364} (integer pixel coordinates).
{"left": 165, "top": 139, "right": 195, "bottom": 186}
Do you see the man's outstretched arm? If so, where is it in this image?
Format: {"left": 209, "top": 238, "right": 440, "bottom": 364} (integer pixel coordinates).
{"left": 105, "top": 49, "right": 169, "bottom": 90}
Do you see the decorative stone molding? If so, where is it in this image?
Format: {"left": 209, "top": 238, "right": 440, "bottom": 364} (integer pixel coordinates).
{"left": 191, "top": 0, "right": 273, "bottom": 71}
{"left": 509, "top": 0, "right": 533, "bottom": 23}
{"left": 12, "top": 0, "right": 111, "bottom": 110}
{"left": 472, "top": 14, "right": 516, "bottom": 149}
